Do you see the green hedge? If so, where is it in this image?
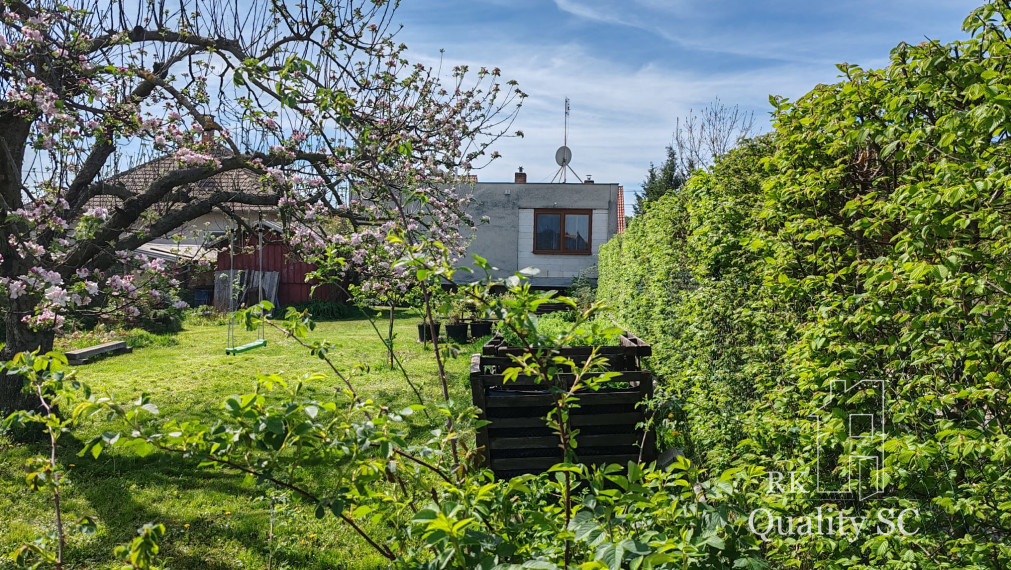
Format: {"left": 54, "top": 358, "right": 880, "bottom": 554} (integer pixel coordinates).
{"left": 600, "top": 4, "right": 1011, "bottom": 566}
{"left": 599, "top": 138, "right": 785, "bottom": 470}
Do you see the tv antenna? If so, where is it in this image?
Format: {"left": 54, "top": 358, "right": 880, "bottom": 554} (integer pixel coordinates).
{"left": 552, "top": 97, "right": 581, "bottom": 183}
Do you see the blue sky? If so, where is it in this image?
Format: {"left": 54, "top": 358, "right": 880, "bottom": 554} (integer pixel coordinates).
{"left": 393, "top": 0, "right": 980, "bottom": 200}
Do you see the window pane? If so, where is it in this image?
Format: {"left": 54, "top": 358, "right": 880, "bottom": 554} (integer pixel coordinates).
{"left": 564, "top": 214, "right": 589, "bottom": 251}
{"left": 536, "top": 213, "right": 561, "bottom": 250}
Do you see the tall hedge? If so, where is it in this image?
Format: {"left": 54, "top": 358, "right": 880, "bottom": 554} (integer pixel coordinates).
{"left": 598, "top": 137, "right": 786, "bottom": 470}
{"left": 601, "top": 2, "right": 1011, "bottom": 566}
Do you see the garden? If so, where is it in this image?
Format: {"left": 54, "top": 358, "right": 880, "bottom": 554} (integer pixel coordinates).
{"left": 1, "top": 308, "right": 486, "bottom": 569}
{"left": 5, "top": 0, "right": 1011, "bottom": 568}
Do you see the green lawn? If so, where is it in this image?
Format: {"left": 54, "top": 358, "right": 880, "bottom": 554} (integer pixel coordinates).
{"left": 0, "top": 310, "right": 482, "bottom": 569}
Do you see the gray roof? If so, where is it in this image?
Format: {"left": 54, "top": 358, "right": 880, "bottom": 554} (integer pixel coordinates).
{"left": 90, "top": 148, "right": 272, "bottom": 214}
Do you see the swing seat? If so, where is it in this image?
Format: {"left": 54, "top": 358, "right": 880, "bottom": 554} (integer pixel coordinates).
{"left": 225, "top": 339, "right": 267, "bottom": 355}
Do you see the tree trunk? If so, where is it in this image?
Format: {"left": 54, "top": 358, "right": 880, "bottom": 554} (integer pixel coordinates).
{"left": 1, "top": 295, "right": 56, "bottom": 417}
{"left": 1, "top": 109, "right": 46, "bottom": 416}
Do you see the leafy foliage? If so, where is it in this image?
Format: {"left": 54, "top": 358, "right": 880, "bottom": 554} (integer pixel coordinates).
{"left": 600, "top": 138, "right": 783, "bottom": 470}
{"left": 495, "top": 311, "right": 620, "bottom": 348}
{"left": 602, "top": 2, "right": 1011, "bottom": 567}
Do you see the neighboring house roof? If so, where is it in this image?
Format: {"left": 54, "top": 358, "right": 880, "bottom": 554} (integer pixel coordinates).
{"left": 134, "top": 242, "right": 217, "bottom": 263}
{"left": 89, "top": 148, "right": 277, "bottom": 265}
{"left": 90, "top": 148, "right": 272, "bottom": 215}
{"left": 204, "top": 219, "right": 288, "bottom": 251}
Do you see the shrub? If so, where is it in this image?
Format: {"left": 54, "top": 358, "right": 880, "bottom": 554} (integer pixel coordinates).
{"left": 496, "top": 311, "right": 619, "bottom": 347}
{"left": 566, "top": 268, "right": 597, "bottom": 312}
{"left": 283, "top": 300, "right": 352, "bottom": 320}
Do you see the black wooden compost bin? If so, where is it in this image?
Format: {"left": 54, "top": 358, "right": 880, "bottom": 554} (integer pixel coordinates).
{"left": 470, "top": 333, "right": 656, "bottom": 478}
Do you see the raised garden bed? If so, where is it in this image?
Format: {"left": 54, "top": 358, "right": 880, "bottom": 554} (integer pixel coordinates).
{"left": 470, "top": 333, "right": 655, "bottom": 478}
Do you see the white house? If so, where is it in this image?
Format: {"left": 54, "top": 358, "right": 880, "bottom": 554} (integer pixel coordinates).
{"left": 460, "top": 170, "right": 626, "bottom": 287}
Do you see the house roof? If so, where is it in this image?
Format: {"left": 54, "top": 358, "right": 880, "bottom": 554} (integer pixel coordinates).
{"left": 90, "top": 147, "right": 272, "bottom": 214}
{"left": 204, "top": 219, "right": 288, "bottom": 250}
{"left": 135, "top": 242, "right": 217, "bottom": 263}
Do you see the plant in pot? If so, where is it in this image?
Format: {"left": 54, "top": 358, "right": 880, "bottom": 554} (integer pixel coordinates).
{"left": 416, "top": 305, "right": 441, "bottom": 343}
{"left": 444, "top": 297, "right": 470, "bottom": 344}
{"left": 468, "top": 301, "right": 494, "bottom": 338}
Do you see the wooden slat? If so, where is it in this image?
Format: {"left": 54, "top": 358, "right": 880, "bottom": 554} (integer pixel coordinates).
{"left": 65, "top": 341, "right": 127, "bottom": 360}
{"left": 485, "top": 390, "right": 645, "bottom": 408}
{"left": 480, "top": 371, "right": 650, "bottom": 388}
{"left": 490, "top": 432, "right": 641, "bottom": 450}
{"left": 491, "top": 454, "right": 642, "bottom": 472}
{"left": 469, "top": 353, "right": 491, "bottom": 460}
{"left": 490, "top": 436, "right": 561, "bottom": 449}
{"left": 487, "top": 411, "right": 643, "bottom": 430}
{"left": 491, "top": 455, "right": 561, "bottom": 471}
{"left": 66, "top": 341, "right": 132, "bottom": 364}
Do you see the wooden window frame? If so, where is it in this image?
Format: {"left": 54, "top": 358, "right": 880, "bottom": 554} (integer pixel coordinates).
{"left": 532, "top": 208, "right": 593, "bottom": 255}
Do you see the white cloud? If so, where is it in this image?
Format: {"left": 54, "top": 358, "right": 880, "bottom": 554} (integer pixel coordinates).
{"left": 397, "top": 0, "right": 981, "bottom": 194}
{"left": 402, "top": 38, "right": 843, "bottom": 192}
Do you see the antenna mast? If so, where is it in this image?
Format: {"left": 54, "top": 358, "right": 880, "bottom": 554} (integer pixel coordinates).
{"left": 552, "top": 97, "right": 580, "bottom": 183}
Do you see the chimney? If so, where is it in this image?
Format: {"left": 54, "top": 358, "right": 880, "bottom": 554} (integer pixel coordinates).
{"left": 514, "top": 167, "right": 527, "bottom": 184}
{"left": 200, "top": 114, "right": 219, "bottom": 144}
{"left": 583, "top": 174, "right": 594, "bottom": 184}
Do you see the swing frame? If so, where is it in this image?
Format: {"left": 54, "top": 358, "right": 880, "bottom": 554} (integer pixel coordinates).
{"left": 226, "top": 219, "right": 267, "bottom": 355}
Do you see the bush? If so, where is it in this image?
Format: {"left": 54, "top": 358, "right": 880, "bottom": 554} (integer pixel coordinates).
{"left": 56, "top": 325, "right": 178, "bottom": 352}
{"left": 122, "top": 328, "right": 179, "bottom": 349}
{"left": 139, "top": 308, "right": 183, "bottom": 334}
{"left": 183, "top": 305, "right": 228, "bottom": 326}
{"left": 283, "top": 300, "right": 352, "bottom": 320}
{"left": 566, "top": 269, "right": 597, "bottom": 312}
{"left": 495, "top": 311, "right": 619, "bottom": 347}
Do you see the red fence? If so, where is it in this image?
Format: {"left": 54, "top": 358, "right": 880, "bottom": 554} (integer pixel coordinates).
{"left": 216, "top": 238, "right": 348, "bottom": 306}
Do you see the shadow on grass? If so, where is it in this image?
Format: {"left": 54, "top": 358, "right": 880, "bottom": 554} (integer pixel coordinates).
{"left": 51, "top": 435, "right": 351, "bottom": 570}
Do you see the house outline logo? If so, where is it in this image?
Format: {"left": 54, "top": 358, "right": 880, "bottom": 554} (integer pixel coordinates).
{"left": 809, "top": 378, "right": 887, "bottom": 501}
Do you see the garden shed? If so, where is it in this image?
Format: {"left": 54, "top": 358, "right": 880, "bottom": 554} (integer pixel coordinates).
{"left": 212, "top": 220, "right": 348, "bottom": 311}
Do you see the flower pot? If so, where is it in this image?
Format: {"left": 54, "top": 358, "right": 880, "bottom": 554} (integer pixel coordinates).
{"left": 417, "top": 322, "right": 441, "bottom": 342}
{"left": 445, "top": 322, "right": 470, "bottom": 343}
{"left": 469, "top": 320, "right": 493, "bottom": 338}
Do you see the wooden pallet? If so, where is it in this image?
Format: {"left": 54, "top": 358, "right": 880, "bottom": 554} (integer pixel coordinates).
{"left": 470, "top": 334, "right": 655, "bottom": 478}
{"left": 65, "top": 341, "right": 132, "bottom": 365}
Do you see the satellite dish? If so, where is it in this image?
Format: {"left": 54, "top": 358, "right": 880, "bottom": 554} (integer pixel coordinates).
{"left": 555, "top": 145, "right": 572, "bottom": 167}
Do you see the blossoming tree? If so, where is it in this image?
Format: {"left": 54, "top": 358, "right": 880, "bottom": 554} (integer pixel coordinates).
{"left": 0, "top": 0, "right": 524, "bottom": 412}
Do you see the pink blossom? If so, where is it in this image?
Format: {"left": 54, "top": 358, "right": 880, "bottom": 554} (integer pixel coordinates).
{"left": 44, "top": 286, "right": 69, "bottom": 306}
{"left": 38, "top": 268, "right": 62, "bottom": 285}
{"left": 21, "top": 26, "right": 42, "bottom": 42}
{"left": 8, "top": 280, "right": 27, "bottom": 299}
{"left": 85, "top": 206, "right": 109, "bottom": 220}
{"left": 141, "top": 258, "right": 166, "bottom": 272}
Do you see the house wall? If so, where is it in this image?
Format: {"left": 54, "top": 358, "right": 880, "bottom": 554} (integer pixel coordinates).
{"left": 462, "top": 182, "right": 620, "bottom": 285}
{"left": 516, "top": 209, "right": 609, "bottom": 278}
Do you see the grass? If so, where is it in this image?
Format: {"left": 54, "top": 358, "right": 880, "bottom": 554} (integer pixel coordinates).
{"left": 0, "top": 309, "right": 485, "bottom": 569}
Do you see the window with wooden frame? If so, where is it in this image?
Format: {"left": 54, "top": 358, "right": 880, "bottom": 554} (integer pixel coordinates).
{"left": 533, "top": 209, "right": 592, "bottom": 254}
